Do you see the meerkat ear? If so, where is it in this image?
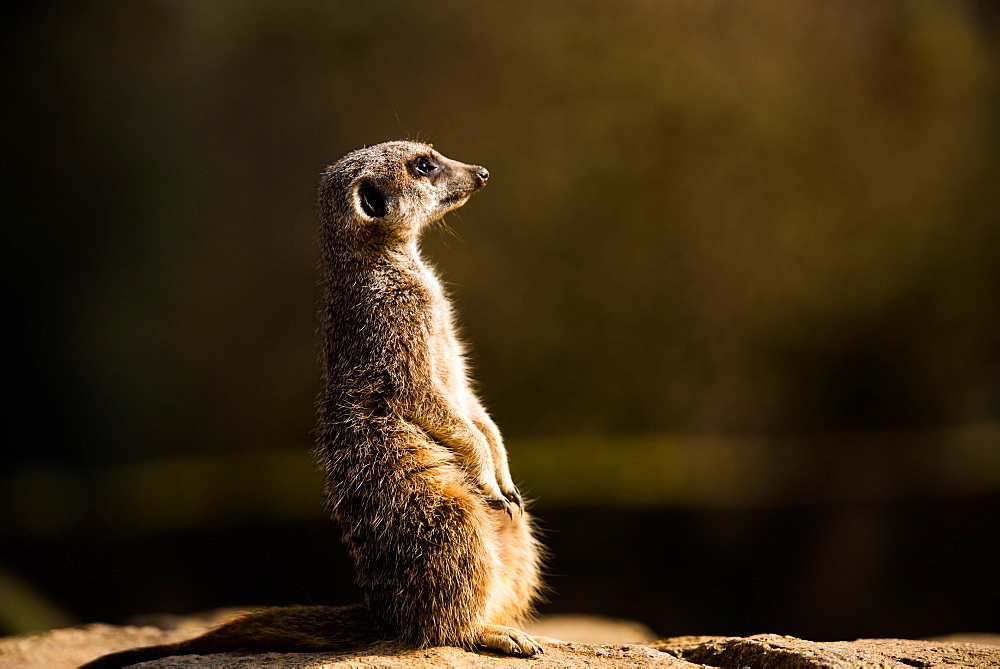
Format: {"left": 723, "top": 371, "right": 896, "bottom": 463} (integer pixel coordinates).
{"left": 357, "top": 179, "right": 388, "bottom": 219}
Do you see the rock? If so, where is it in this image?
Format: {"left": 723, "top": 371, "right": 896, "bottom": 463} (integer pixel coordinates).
{"left": 2, "top": 615, "right": 998, "bottom": 668}
{"left": 0, "top": 623, "right": 197, "bottom": 669}
{"left": 524, "top": 613, "right": 659, "bottom": 644}
{"left": 0, "top": 623, "right": 690, "bottom": 668}
{"left": 651, "top": 633, "right": 1000, "bottom": 668}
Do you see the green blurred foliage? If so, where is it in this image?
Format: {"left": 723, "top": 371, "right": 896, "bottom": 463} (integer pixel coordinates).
{"left": 10, "top": 0, "right": 1000, "bottom": 465}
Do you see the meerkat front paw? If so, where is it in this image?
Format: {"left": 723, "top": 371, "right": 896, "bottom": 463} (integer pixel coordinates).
{"left": 500, "top": 482, "right": 524, "bottom": 515}
{"left": 494, "top": 461, "right": 524, "bottom": 515}
{"left": 475, "top": 470, "right": 518, "bottom": 518}
{"left": 484, "top": 493, "right": 517, "bottom": 519}
{"left": 473, "top": 623, "right": 544, "bottom": 657}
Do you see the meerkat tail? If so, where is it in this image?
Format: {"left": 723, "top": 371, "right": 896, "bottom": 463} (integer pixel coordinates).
{"left": 80, "top": 604, "right": 378, "bottom": 668}
{"left": 79, "top": 641, "right": 197, "bottom": 669}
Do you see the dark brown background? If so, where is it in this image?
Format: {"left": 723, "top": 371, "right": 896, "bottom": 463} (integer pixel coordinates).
{"left": 3, "top": 0, "right": 998, "bottom": 641}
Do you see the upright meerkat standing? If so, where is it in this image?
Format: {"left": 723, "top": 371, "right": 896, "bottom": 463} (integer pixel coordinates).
{"left": 83, "top": 141, "right": 544, "bottom": 667}
{"left": 315, "top": 141, "right": 544, "bottom": 653}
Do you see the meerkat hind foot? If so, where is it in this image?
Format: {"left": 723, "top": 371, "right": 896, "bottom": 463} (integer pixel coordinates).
{"left": 473, "top": 623, "right": 544, "bottom": 657}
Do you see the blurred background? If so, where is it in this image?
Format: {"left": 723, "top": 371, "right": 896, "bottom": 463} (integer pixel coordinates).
{"left": 4, "top": 0, "right": 999, "bottom": 642}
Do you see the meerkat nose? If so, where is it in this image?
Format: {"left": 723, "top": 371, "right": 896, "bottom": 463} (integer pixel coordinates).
{"left": 473, "top": 167, "right": 489, "bottom": 186}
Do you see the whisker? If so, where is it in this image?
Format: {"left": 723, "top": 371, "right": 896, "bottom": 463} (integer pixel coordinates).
{"left": 435, "top": 215, "right": 466, "bottom": 244}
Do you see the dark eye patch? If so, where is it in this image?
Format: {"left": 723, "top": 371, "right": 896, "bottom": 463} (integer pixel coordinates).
{"left": 411, "top": 156, "right": 438, "bottom": 176}
{"left": 359, "top": 180, "right": 387, "bottom": 218}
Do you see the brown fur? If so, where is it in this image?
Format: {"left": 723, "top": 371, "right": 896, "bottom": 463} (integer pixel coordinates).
{"left": 81, "top": 141, "right": 544, "bottom": 668}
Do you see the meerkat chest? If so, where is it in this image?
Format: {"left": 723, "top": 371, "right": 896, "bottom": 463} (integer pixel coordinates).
{"left": 407, "top": 255, "right": 467, "bottom": 378}
{"left": 409, "top": 254, "right": 452, "bottom": 326}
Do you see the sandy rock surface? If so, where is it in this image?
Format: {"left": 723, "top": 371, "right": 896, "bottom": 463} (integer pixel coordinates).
{"left": 652, "top": 633, "right": 1000, "bottom": 668}
{"left": 1, "top": 612, "right": 998, "bottom": 668}
{"left": 0, "top": 620, "right": 687, "bottom": 668}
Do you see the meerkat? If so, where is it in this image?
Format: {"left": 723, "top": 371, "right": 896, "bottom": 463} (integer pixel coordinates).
{"left": 82, "top": 141, "right": 544, "bottom": 667}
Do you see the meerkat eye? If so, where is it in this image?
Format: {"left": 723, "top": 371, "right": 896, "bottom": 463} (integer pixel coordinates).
{"left": 411, "top": 156, "right": 438, "bottom": 176}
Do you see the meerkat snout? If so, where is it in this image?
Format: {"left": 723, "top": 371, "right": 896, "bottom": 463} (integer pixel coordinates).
{"left": 473, "top": 167, "right": 489, "bottom": 187}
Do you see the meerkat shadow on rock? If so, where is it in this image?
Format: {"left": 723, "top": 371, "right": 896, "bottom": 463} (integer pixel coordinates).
{"left": 81, "top": 141, "right": 545, "bottom": 668}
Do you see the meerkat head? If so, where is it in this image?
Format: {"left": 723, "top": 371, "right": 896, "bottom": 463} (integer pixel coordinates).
{"left": 319, "top": 141, "right": 489, "bottom": 245}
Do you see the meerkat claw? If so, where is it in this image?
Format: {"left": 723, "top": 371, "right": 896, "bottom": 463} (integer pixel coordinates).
{"left": 486, "top": 496, "right": 514, "bottom": 518}
{"left": 503, "top": 499, "right": 515, "bottom": 519}
{"left": 505, "top": 487, "right": 524, "bottom": 514}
